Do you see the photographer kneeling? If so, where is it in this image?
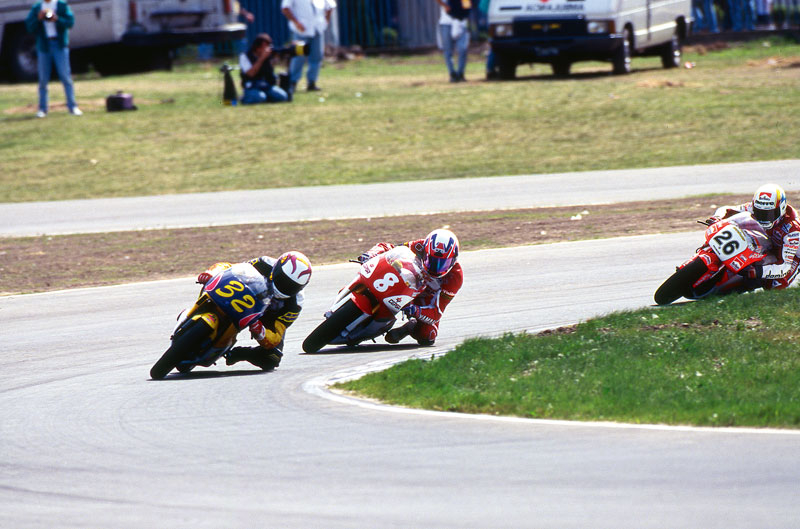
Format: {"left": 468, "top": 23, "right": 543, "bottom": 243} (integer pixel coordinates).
{"left": 239, "top": 33, "right": 289, "bottom": 104}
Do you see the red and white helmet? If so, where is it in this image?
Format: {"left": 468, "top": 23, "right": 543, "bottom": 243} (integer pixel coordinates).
{"left": 270, "top": 251, "right": 312, "bottom": 298}
{"left": 422, "top": 229, "right": 459, "bottom": 278}
{"left": 751, "top": 183, "right": 787, "bottom": 230}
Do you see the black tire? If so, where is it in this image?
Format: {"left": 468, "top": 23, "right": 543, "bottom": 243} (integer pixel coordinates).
{"left": 150, "top": 319, "right": 212, "bottom": 380}
{"left": 551, "top": 60, "right": 571, "bottom": 77}
{"left": 612, "top": 27, "right": 632, "bottom": 75}
{"left": 302, "top": 300, "right": 366, "bottom": 354}
{"left": 497, "top": 56, "right": 517, "bottom": 80}
{"left": 660, "top": 33, "right": 681, "bottom": 69}
{"left": 654, "top": 257, "right": 708, "bottom": 306}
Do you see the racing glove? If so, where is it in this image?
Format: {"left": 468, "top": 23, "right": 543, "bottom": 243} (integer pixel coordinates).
{"left": 249, "top": 321, "right": 266, "bottom": 342}
{"left": 197, "top": 271, "right": 213, "bottom": 284}
{"left": 403, "top": 305, "right": 420, "bottom": 319}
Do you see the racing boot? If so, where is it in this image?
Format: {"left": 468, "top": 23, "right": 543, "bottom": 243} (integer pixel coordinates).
{"left": 385, "top": 319, "right": 417, "bottom": 344}
{"left": 226, "top": 346, "right": 282, "bottom": 370}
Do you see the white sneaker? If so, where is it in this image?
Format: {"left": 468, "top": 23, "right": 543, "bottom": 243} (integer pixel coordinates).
{"left": 36, "top": 110, "right": 46, "bottom": 118}
{"left": 69, "top": 107, "right": 83, "bottom": 116}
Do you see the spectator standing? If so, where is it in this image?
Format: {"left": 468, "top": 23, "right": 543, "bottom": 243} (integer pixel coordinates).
{"left": 435, "top": 0, "right": 472, "bottom": 82}
{"left": 281, "top": 0, "right": 336, "bottom": 92}
{"left": 479, "top": 0, "right": 498, "bottom": 79}
{"left": 239, "top": 33, "right": 289, "bottom": 104}
{"left": 25, "top": 0, "right": 81, "bottom": 118}
{"left": 693, "top": 0, "right": 720, "bottom": 31}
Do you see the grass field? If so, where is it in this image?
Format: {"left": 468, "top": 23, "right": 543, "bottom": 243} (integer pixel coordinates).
{"left": 1, "top": 38, "right": 799, "bottom": 202}
{"left": 338, "top": 287, "right": 800, "bottom": 428}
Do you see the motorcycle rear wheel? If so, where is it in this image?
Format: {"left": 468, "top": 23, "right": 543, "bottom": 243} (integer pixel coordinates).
{"left": 302, "top": 300, "right": 365, "bottom": 354}
{"left": 150, "top": 318, "right": 212, "bottom": 380}
{"left": 654, "top": 257, "right": 708, "bottom": 305}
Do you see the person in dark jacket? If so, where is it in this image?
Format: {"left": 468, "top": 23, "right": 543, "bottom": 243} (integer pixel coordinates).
{"left": 239, "top": 33, "right": 289, "bottom": 104}
{"left": 25, "top": 0, "right": 81, "bottom": 117}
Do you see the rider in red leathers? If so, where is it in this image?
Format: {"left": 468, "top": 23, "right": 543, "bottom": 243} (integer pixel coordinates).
{"left": 708, "top": 183, "right": 800, "bottom": 290}
{"left": 358, "top": 229, "right": 463, "bottom": 346}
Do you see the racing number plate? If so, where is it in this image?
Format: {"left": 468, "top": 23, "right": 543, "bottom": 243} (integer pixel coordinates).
{"left": 709, "top": 225, "right": 748, "bottom": 262}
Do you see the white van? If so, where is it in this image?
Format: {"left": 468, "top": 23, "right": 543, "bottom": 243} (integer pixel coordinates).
{"left": 0, "top": 0, "right": 245, "bottom": 81}
{"left": 488, "top": 0, "right": 692, "bottom": 78}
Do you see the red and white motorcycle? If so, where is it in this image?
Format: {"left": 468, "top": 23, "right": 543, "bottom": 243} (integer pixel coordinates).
{"left": 654, "top": 211, "right": 774, "bottom": 305}
{"left": 302, "top": 246, "right": 426, "bottom": 353}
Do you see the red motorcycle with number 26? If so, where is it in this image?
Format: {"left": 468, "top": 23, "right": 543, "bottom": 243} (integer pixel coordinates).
{"left": 303, "top": 246, "right": 426, "bottom": 353}
{"left": 654, "top": 212, "right": 774, "bottom": 305}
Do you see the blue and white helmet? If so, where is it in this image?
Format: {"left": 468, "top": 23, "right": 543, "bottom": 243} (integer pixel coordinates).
{"left": 422, "top": 229, "right": 459, "bottom": 278}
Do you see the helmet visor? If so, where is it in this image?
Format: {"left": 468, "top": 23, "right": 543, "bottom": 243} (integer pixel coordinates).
{"left": 753, "top": 206, "right": 781, "bottom": 226}
{"left": 271, "top": 272, "right": 301, "bottom": 298}
{"left": 424, "top": 254, "right": 456, "bottom": 278}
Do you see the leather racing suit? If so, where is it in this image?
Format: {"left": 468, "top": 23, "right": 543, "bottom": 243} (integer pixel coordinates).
{"left": 362, "top": 239, "right": 464, "bottom": 345}
{"left": 197, "top": 256, "right": 303, "bottom": 369}
{"left": 710, "top": 203, "right": 800, "bottom": 290}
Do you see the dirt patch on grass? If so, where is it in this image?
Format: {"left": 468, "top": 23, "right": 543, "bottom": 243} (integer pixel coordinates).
{"left": 0, "top": 194, "right": 749, "bottom": 295}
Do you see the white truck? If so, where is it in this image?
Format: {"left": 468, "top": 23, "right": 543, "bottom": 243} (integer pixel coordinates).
{"left": 488, "top": 0, "right": 691, "bottom": 78}
{"left": 0, "top": 0, "right": 246, "bottom": 81}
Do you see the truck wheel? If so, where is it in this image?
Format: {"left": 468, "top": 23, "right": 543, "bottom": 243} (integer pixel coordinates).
{"left": 5, "top": 28, "right": 38, "bottom": 82}
{"left": 551, "top": 60, "right": 571, "bottom": 77}
{"left": 497, "top": 57, "right": 517, "bottom": 80}
{"left": 612, "top": 28, "right": 632, "bottom": 75}
{"left": 660, "top": 33, "right": 682, "bottom": 69}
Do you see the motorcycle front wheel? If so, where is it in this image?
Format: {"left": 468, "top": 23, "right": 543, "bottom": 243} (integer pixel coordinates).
{"left": 654, "top": 257, "right": 708, "bottom": 305}
{"left": 302, "top": 300, "right": 365, "bottom": 354}
{"left": 150, "top": 318, "right": 213, "bottom": 380}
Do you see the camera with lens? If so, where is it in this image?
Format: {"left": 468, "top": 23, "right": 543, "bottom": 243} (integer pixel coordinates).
{"left": 272, "top": 41, "right": 310, "bottom": 59}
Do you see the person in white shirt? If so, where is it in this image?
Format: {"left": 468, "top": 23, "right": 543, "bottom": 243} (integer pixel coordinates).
{"left": 435, "top": 0, "right": 472, "bottom": 82}
{"left": 281, "top": 0, "right": 336, "bottom": 92}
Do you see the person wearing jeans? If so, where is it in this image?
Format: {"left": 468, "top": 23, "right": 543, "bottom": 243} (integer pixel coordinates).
{"left": 25, "top": 0, "right": 81, "bottom": 117}
{"left": 435, "top": 0, "right": 472, "bottom": 82}
{"left": 239, "top": 33, "right": 289, "bottom": 104}
{"left": 281, "top": 0, "right": 336, "bottom": 92}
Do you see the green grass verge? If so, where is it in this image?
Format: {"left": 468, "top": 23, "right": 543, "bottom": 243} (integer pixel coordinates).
{"left": 1, "top": 38, "right": 799, "bottom": 202}
{"left": 337, "top": 288, "right": 800, "bottom": 428}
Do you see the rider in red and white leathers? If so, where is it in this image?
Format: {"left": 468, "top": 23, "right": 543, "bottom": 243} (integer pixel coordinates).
{"left": 358, "top": 229, "right": 463, "bottom": 346}
{"left": 708, "top": 183, "right": 800, "bottom": 290}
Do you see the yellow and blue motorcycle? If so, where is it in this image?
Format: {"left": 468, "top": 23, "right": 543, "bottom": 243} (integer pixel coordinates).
{"left": 150, "top": 263, "right": 270, "bottom": 380}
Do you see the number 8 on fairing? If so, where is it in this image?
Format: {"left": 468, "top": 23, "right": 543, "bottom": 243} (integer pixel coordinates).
{"left": 373, "top": 273, "right": 399, "bottom": 292}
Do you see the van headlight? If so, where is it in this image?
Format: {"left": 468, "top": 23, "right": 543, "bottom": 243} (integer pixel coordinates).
{"left": 587, "top": 20, "right": 614, "bottom": 34}
{"left": 491, "top": 24, "right": 514, "bottom": 38}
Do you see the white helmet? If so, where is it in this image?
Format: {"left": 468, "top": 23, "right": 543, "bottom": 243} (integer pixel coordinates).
{"left": 751, "top": 183, "right": 787, "bottom": 229}
{"left": 270, "top": 251, "right": 312, "bottom": 298}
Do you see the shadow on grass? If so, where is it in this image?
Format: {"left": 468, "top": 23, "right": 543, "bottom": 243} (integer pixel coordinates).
{"left": 490, "top": 65, "right": 662, "bottom": 83}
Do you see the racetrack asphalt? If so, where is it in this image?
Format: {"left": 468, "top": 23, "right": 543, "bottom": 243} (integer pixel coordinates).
{"left": 2, "top": 159, "right": 799, "bottom": 236}
{"left": 2, "top": 236, "right": 799, "bottom": 529}
{"left": 3, "top": 162, "right": 800, "bottom": 527}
